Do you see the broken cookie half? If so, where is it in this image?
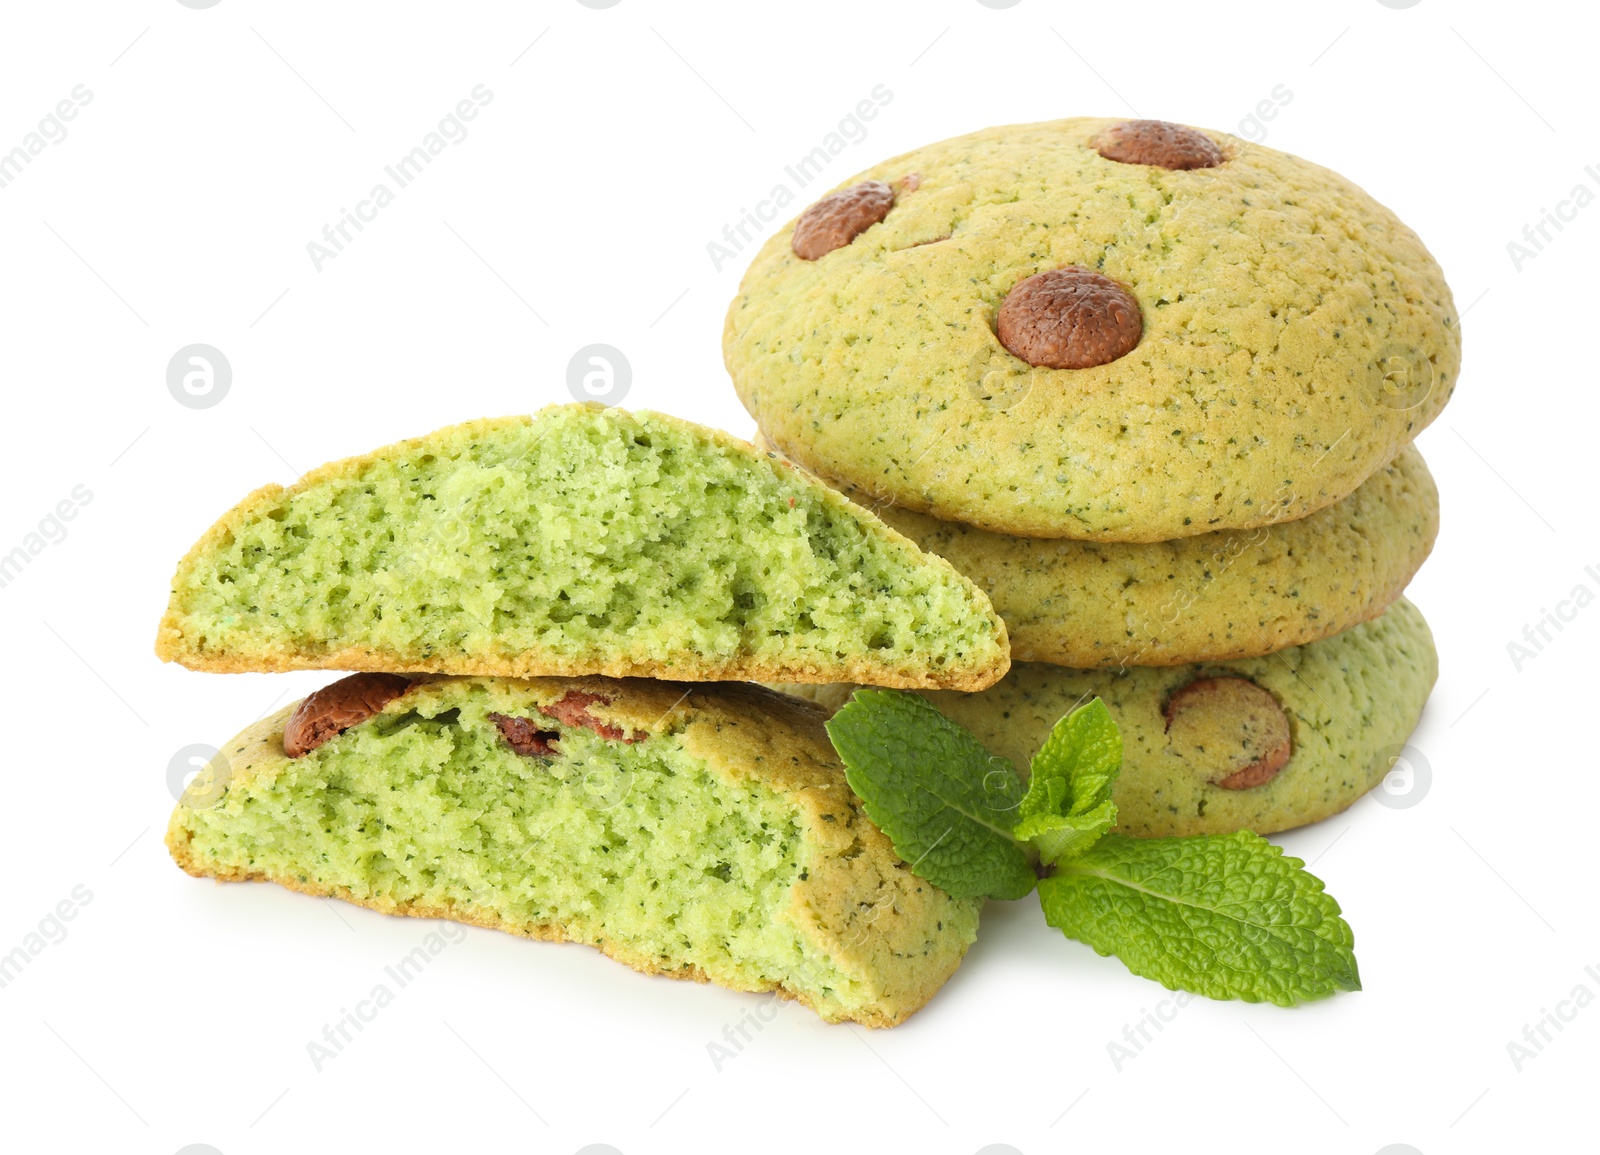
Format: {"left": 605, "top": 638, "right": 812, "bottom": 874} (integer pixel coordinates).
{"left": 154, "top": 403, "right": 1009, "bottom": 691}
{"left": 167, "top": 674, "right": 981, "bottom": 1027}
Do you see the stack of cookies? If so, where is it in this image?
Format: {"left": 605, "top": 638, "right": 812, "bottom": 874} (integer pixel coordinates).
{"left": 727, "top": 117, "right": 1456, "bottom": 838}
{"left": 158, "top": 116, "right": 1457, "bottom": 1028}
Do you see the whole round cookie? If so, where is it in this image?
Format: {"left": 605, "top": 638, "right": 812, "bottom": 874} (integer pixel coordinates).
{"left": 779, "top": 598, "right": 1438, "bottom": 838}
{"left": 874, "top": 444, "right": 1437, "bottom": 667}
{"left": 725, "top": 117, "right": 1459, "bottom": 542}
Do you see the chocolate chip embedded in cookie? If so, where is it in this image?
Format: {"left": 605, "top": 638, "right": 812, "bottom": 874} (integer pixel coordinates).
{"left": 807, "top": 601, "right": 1437, "bottom": 838}
{"left": 791, "top": 180, "right": 895, "bottom": 260}
{"left": 491, "top": 691, "right": 645, "bottom": 757}
{"left": 541, "top": 689, "right": 643, "bottom": 742}
{"left": 1164, "top": 676, "right": 1292, "bottom": 790}
{"left": 489, "top": 712, "right": 561, "bottom": 757}
{"left": 1095, "top": 120, "right": 1225, "bottom": 170}
{"left": 282, "top": 672, "right": 415, "bottom": 757}
{"left": 997, "top": 267, "right": 1142, "bottom": 370}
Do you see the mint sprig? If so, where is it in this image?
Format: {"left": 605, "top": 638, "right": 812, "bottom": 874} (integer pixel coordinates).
{"left": 826, "top": 691, "right": 1361, "bottom": 1006}
{"left": 1014, "top": 697, "right": 1121, "bottom": 866}
{"left": 825, "top": 690, "right": 1035, "bottom": 901}
{"left": 1039, "top": 833, "right": 1360, "bottom": 1006}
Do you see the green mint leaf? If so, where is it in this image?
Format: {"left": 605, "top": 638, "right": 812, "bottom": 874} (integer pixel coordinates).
{"left": 826, "top": 690, "right": 1037, "bottom": 901}
{"left": 1038, "top": 832, "right": 1360, "bottom": 1006}
{"left": 1013, "top": 697, "right": 1122, "bottom": 865}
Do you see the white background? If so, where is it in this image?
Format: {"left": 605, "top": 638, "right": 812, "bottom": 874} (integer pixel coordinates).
{"left": 0, "top": 1, "right": 1593, "bottom": 1153}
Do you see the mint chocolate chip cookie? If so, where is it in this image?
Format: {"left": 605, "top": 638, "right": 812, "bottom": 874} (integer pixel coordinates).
{"left": 873, "top": 445, "right": 1437, "bottom": 667}
{"left": 724, "top": 118, "right": 1459, "bottom": 542}
{"left": 779, "top": 598, "right": 1438, "bottom": 838}
{"left": 755, "top": 433, "right": 1437, "bottom": 667}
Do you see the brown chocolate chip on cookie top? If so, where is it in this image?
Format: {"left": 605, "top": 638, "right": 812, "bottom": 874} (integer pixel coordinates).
{"left": 282, "top": 673, "right": 416, "bottom": 757}
{"left": 791, "top": 180, "right": 895, "bottom": 260}
{"left": 1095, "top": 120, "right": 1224, "bottom": 170}
{"left": 1163, "top": 676, "right": 1292, "bottom": 790}
{"left": 997, "top": 267, "right": 1142, "bottom": 370}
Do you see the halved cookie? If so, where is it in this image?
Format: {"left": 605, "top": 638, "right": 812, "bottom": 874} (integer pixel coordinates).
{"left": 155, "top": 404, "right": 1009, "bottom": 690}
{"left": 167, "top": 675, "right": 981, "bottom": 1026}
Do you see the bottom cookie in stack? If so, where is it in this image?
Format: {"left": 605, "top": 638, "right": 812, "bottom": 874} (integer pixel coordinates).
{"left": 778, "top": 598, "right": 1437, "bottom": 839}
{"left": 168, "top": 674, "right": 980, "bottom": 1026}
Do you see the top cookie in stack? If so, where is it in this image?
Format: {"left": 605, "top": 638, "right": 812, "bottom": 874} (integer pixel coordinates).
{"left": 724, "top": 116, "right": 1457, "bottom": 545}
{"left": 730, "top": 118, "right": 1454, "bottom": 838}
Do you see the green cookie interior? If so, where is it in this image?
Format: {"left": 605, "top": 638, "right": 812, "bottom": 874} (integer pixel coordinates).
{"left": 168, "top": 677, "right": 979, "bottom": 1025}
{"left": 156, "top": 405, "right": 1007, "bottom": 689}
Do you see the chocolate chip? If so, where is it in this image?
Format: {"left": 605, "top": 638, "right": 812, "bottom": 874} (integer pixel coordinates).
{"left": 489, "top": 713, "right": 561, "bottom": 757}
{"left": 1211, "top": 755, "right": 1286, "bottom": 791}
{"left": 791, "top": 180, "right": 895, "bottom": 260}
{"left": 542, "top": 690, "right": 640, "bottom": 742}
{"left": 996, "top": 267, "right": 1142, "bottom": 370}
{"left": 1163, "top": 676, "right": 1292, "bottom": 790}
{"left": 1095, "top": 120, "right": 1224, "bottom": 170}
{"left": 282, "top": 673, "right": 416, "bottom": 757}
